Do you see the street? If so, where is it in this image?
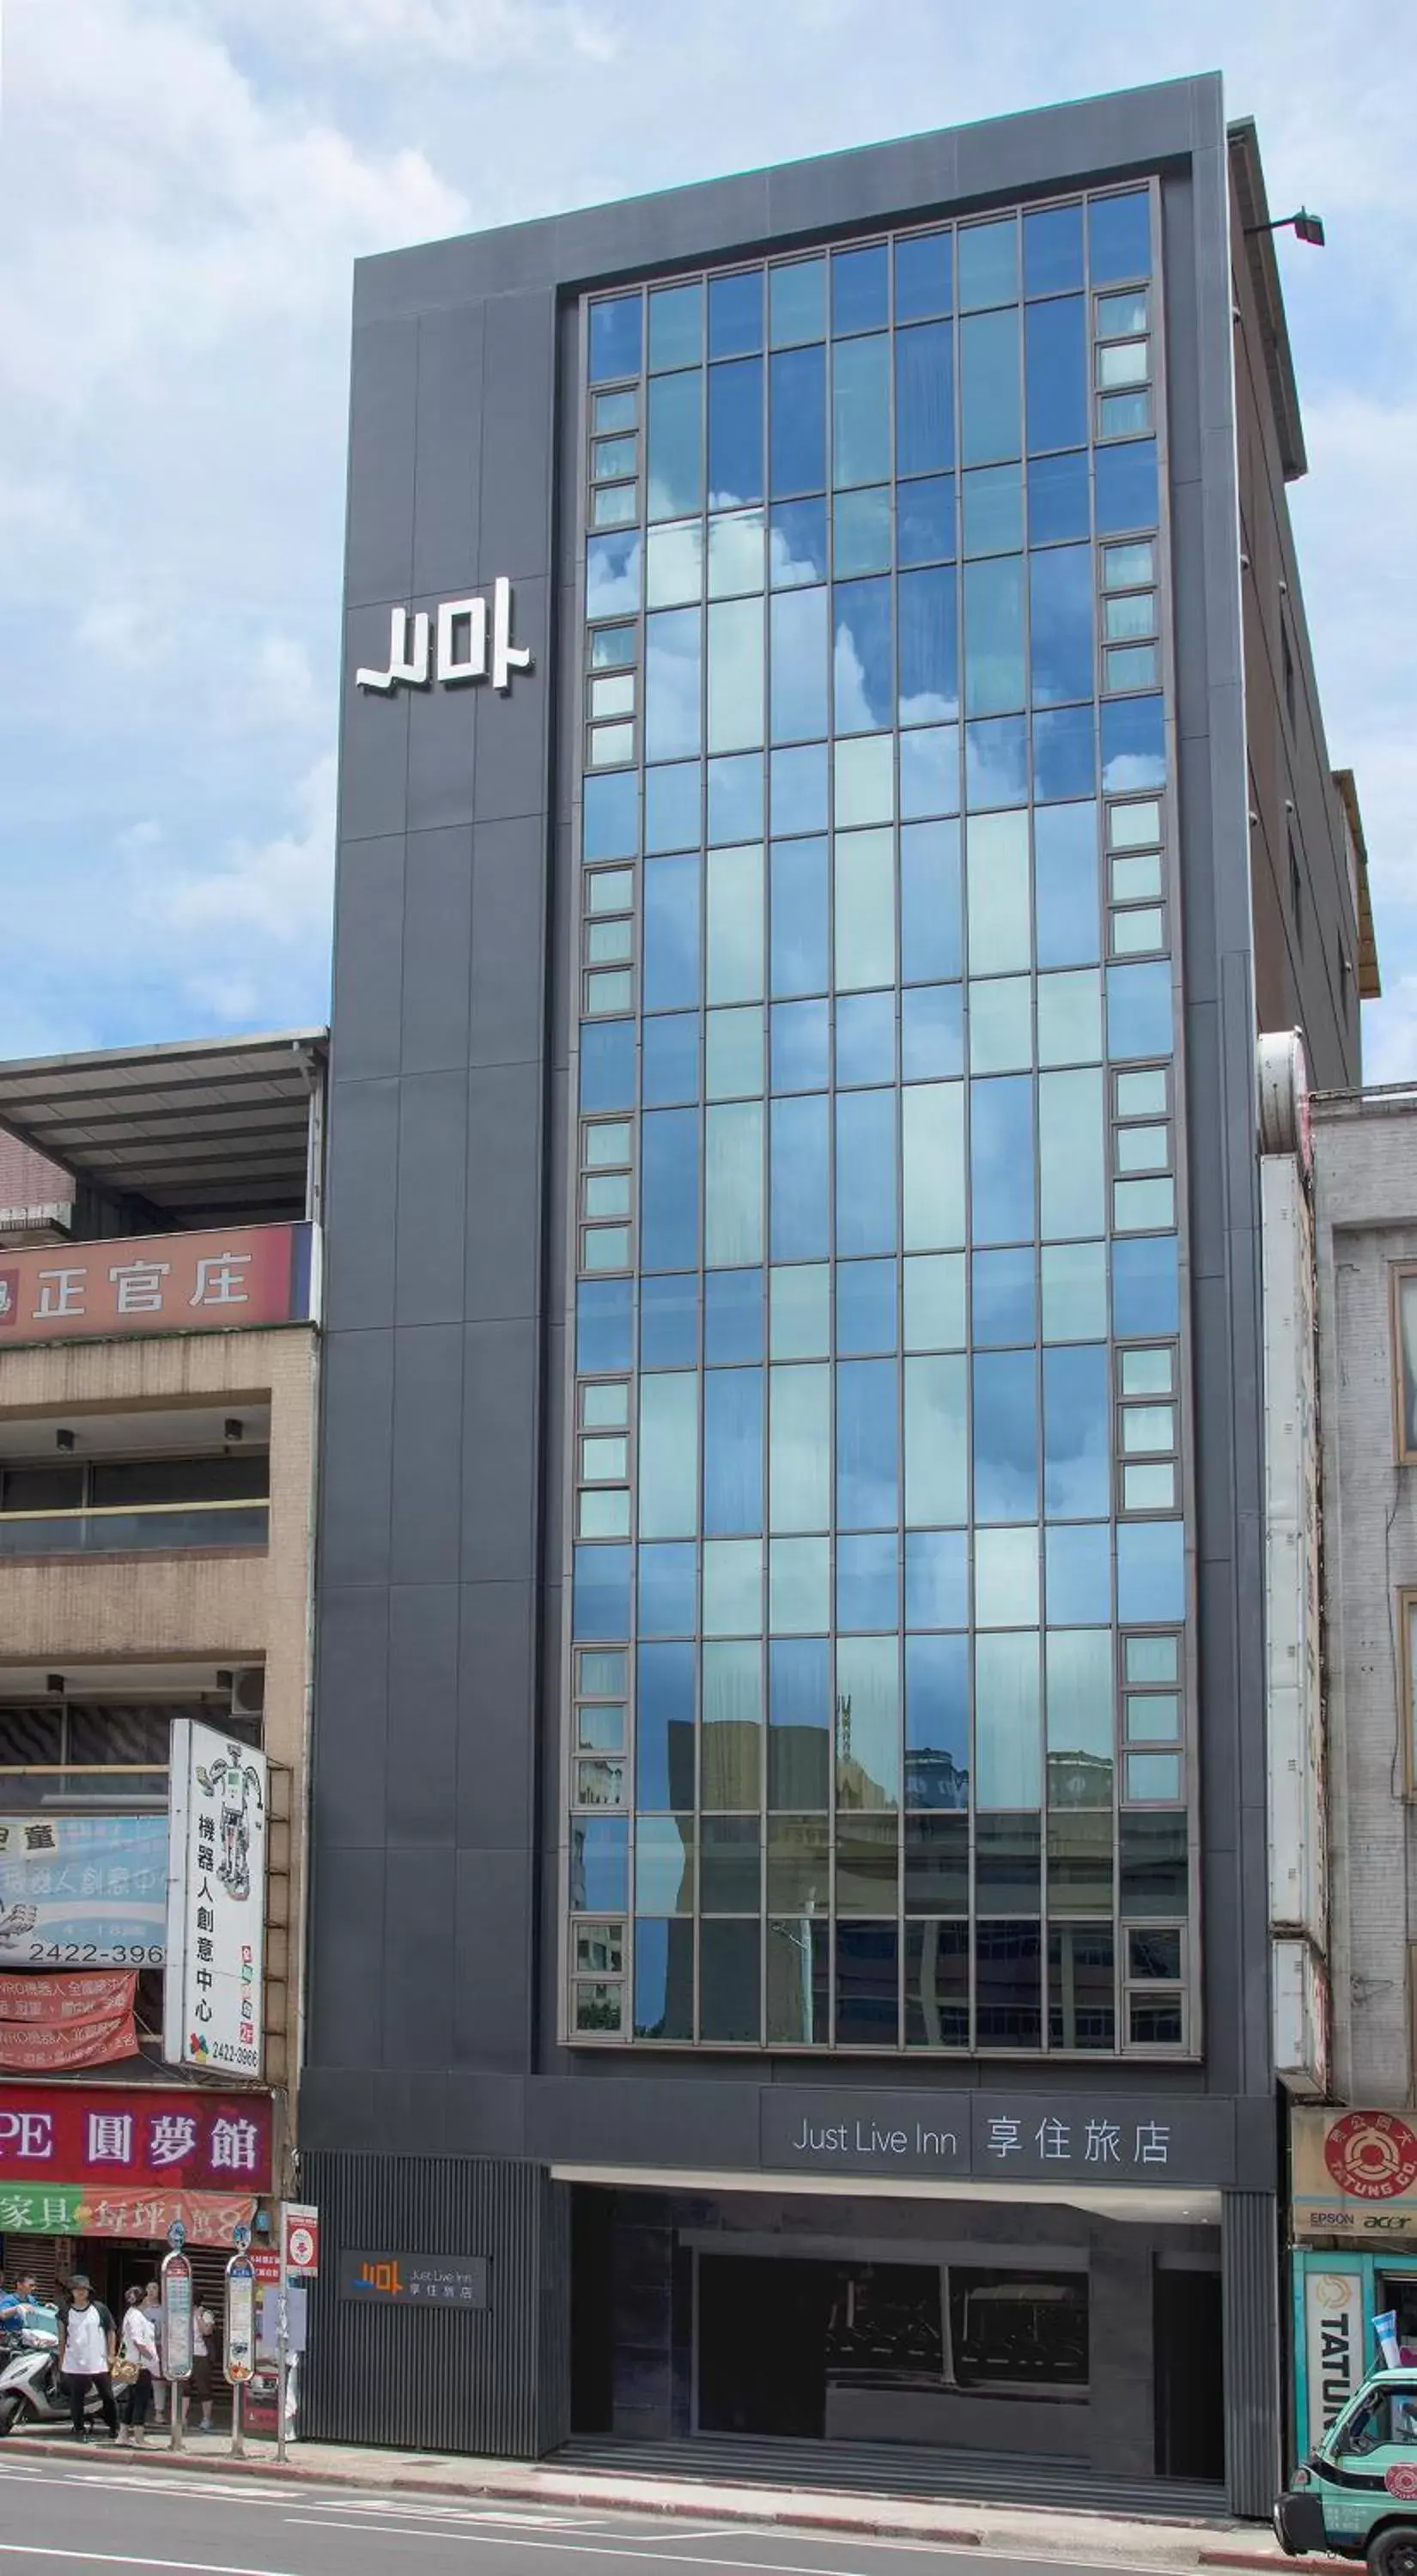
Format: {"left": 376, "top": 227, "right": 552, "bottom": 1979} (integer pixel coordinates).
{"left": 0, "top": 2452, "right": 1139, "bottom": 2576}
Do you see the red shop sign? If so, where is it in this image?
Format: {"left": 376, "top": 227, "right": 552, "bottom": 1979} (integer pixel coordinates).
{"left": 0, "top": 1223, "right": 306, "bottom": 1347}
{"left": 0, "top": 2084, "right": 271, "bottom": 2190}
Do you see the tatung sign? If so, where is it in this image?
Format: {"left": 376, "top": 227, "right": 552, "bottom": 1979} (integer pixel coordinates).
{"left": 1292, "top": 2107, "right": 1417, "bottom": 2237}
{"left": 356, "top": 580, "right": 532, "bottom": 694}
{"left": 1304, "top": 2267, "right": 1363, "bottom": 2453}
{"left": 164, "top": 1719, "right": 268, "bottom": 2078}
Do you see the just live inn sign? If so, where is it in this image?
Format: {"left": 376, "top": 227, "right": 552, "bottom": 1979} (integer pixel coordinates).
{"left": 356, "top": 581, "right": 532, "bottom": 694}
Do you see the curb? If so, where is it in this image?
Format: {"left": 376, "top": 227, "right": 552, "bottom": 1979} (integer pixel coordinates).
{"left": 1198, "top": 2557, "right": 1350, "bottom": 2572}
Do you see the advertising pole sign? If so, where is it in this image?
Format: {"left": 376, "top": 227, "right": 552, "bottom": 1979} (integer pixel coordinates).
{"left": 0, "top": 1814, "right": 167, "bottom": 1966}
{"left": 1292, "top": 2108, "right": 1417, "bottom": 2238}
{"left": 163, "top": 1719, "right": 268, "bottom": 2078}
{"left": 1304, "top": 2268, "right": 1364, "bottom": 2455}
{"left": 161, "top": 2247, "right": 193, "bottom": 2453}
{"left": 225, "top": 2251, "right": 255, "bottom": 2458}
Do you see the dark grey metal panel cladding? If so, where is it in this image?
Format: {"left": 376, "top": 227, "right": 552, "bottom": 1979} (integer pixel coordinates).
{"left": 1221, "top": 2190, "right": 1281, "bottom": 2515}
{"left": 301, "top": 2150, "right": 570, "bottom": 2456}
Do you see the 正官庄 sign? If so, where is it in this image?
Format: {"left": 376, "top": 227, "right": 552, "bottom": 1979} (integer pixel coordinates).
{"left": 0, "top": 1223, "right": 307, "bottom": 1347}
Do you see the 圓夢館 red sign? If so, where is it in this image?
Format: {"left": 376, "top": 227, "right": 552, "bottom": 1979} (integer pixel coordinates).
{"left": 0, "top": 2085, "right": 271, "bottom": 2190}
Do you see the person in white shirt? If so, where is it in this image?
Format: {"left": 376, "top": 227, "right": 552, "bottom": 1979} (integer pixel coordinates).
{"left": 118, "top": 2286, "right": 160, "bottom": 2446}
{"left": 58, "top": 2276, "right": 119, "bottom": 2441}
{"left": 142, "top": 2282, "right": 167, "bottom": 2421}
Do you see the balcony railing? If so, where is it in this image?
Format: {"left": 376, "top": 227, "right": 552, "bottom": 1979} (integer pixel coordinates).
{"left": 0, "top": 1498, "right": 269, "bottom": 1558}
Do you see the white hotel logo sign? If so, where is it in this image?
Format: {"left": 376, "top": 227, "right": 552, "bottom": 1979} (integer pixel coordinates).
{"left": 356, "top": 580, "right": 532, "bottom": 694}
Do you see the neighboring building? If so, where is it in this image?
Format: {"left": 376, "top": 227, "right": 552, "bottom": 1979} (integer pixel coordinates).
{"left": 1286, "top": 1085, "right": 1417, "bottom": 2458}
{"left": 302, "top": 75, "right": 1365, "bottom": 2507}
{"left": 0, "top": 1033, "right": 323, "bottom": 2324}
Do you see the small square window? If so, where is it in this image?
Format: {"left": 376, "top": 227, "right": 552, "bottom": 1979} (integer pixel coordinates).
{"left": 1105, "top": 642, "right": 1160, "bottom": 692}
{"left": 586, "top": 918, "right": 632, "bottom": 965}
{"left": 1108, "top": 796, "right": 1162, "bottom": 848}
{"left": 576, "top": 1704, "right": 625, "bottom": 1750}
{"left": 575, "top": 1756, "right": 628, "bottom": 1807}
{"left": 1115, "top": 1067, "right": 1167, "bottom": 1118}
{"left": 1122, "top": 1461, "right": 1177, "bottom": 1511}
{"left": 593, "top": 434, "right": 638, "bottom": 481}
{"left": 581, "top": 1382, "right": 629, "bottom": 1430}
{"left": 1104, "top": 592, "right": 1157, "bottom": 642}
{"left": 588, "top": 722, "right": 636, "bottom": 769}
{"left": 1116, "top": 1123, "right": 1170, "bottom": 1175}
{"left": 1120, "top": 1346, "right": 1174, "bottom": 1396}
{"left": 584, "top": 968, "right": 634, "bottom": 1014}
{"left": 1125, "top": 1691, "right": 1181, "bottom": 1741}
{"left": 590, "top": 673, "right": 636, "bottom": 720}
{"left": 1128, "top": 1996, "right": 1183, "bottom": 2045}
{"left": 585, "top": 868, "right": 634, "bottom": 916}
{"left": 581, "top": 1224, "right": 631, "bottom": 1272}
{"left": 583, "top": 1173, "right": 631, "bottom": 1218}
{"left": 1123, "top": 1633, "right": 1178, "bottom": 1686}
{"left": 1102, "top": 541, "right": 1155, "bottom": 592}
{"left": 581, "top": 1434, "right": 629, "bottom": 1481}
{"left": 593, "top": 391, "right": 637, "bottom": 435}
{"left": 1097, "top": 339, "right": 1149, "bottom": 390}
{"left": 1111, "top": 905, "right": 1166, "bottom": 957}
{"left": 1126, "top": 1750, "right": 1182, "bottom": 1802}
{"left": 1113, "top": 1176, "right": 1176, "bottom": 1231}
{"left": 1111, "top": 854, "right": 1163, "bottom": 903}
{"left": 591, "top": 625, "right": 636, "bottom": 669}
{"left": 575, "top": 1919, "right": 625, "bottom": 1972}
{"left": 1122, "top": 1402, "right": 1177, "bottom": 1455}
{"left": 1097, "top": 289, "right": 1149, "bottom": 339}
{"left": 592, "top": 483, "right": 638, "bottom": 529}
{"left": 578, "top": 1486, "right": 631, "bottom": 1537}
{"left": 575, "top": 1980, "right": 624, "bottom": 2034}
{"left": 1128, "top": 1925, "right": 1181, "bottom": 1979}
{"left": 583, "top": 1118, "right": 632, "bottom": 1167}
{"left": 1098, "top": 391, "right": 1153, "bottom": 439}
{"left": 578, "top": 1649, "right": 627, "bottom": 1695}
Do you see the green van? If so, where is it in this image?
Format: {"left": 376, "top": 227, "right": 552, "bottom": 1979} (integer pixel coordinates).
{"left": 1277, "top": 2369, "right": 1417, "bottom": 2573}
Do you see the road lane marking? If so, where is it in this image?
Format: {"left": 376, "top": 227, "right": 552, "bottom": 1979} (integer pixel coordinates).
{"left": 0, "top": 2547, "right": 304, "bottom": 2575}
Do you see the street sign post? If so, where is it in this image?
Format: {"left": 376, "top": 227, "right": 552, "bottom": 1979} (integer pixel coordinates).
{"left": 224, "top": 2252, "right": 255, "bottom": 2458}
{"left": 277, "top": 2202, "right": 318, "bottom": 2463}
{"left": 160, "top": 2248, "right": 192, "bottom": 2454}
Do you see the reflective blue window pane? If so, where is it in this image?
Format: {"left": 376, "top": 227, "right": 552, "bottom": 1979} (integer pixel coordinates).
{"left": 771, "top": 1092, "right": 830, "bottom": 1259}
{"left": 836, "top": 993, "right": 896, "bottom": 1088}
{"left": 905, "top": 1530, "right": 968, "bottom": 1630}
{"left": 1090, "top": 191, "right": 1152, "bottom": 286}
{"left": 1033, "top": 705, "right": 1097, "bottom": 805}
{"left": 768, "top": 1637, "right": 830, "bottom": 1807}
{"left": 1045, "top": 1522, "right": 1111, "bottom": 1625}
{"left": 704, "top": 1367, "right": 763, "bottom": 1535}
{"left": 901, "top": 982, "right": 963, "bottom": 1078}
{"left": 1107, "top": 959, "right": 1173, "bottom": 1059}
{"left": 640, "top": 1273, "right": 699, "bottom": 1368}
{"left": 577, "top": 1277, "right": 633, "bottom": 1374}
{"left": 708, "top": 356, "right": 763, "bottom": 507}
{"left": 837, "top": 1532, "right": 898, "bottom": 1630}
{"left": 1028, "top": 450, "right": 1090, "bottom": 545}
{"left": 834, "top": 578, "right": 893, "bottom": 733}
{"left": 770, "top": 495, "right": 828, "bottom": 586}
{"left": 965, "top": 716, "right": 1028, "bottom": 811}
{"left": 639, "top": 1541, "right": 698, "bottom": 1637}
{"left": 587, "top": 530, "right": 642, "bottom": 621}
{"left": 1034, "top": 801, "right": 1100, "bottom": 969}
{"left": 832, "top": 243, "right": 888, "bottom": 334}
{"left": 1043, "top": 1344, "right": 1110, "bottom": 1517}
{"left": 646, "top": 607, "right": 702, "bottom": 762}
{"left": 901, "top": 726, "right": 960, "bottom": 821}
{"left": 837, "top": 1358, "right": 899, "bottom": 1528}
{"left": 1101, "top": 694, "right": 1166, "bottom": 793}
{"left": 583, "top": 772, "right": 637, "bottom": 866}
{"left": 642, "top": 854, "right": 700, "bottom": 1009}
{"left": 836, "top": 1090, "right": 897, "bottom": 1255}
{"left": 836, "top": 1920, "right": 898, "bottom": 2045}
{"left": 705, "top": 1267, "right": 763, "bottom": 1364}
{"left": 632, "top": 1917, "right": 691, "bottom": 2039}
{"left": 770, "top": 835, "right": 829, "bottom": 996}
{"left": 772, "top": 998, "right": 830, "bottom": 1091}
{"left": 644, "top": 761, "right": 700, "bottom": 854}
{"left": 572, "top": 1816, "right": 630, "bottom": 1912}
{"left": 961, "top": 310, "right": 1021, "bottom": 467}
{"left": 1024, "top": 203, "right": 1084, "bottom": 296}
{"left": 636, "top": 1643, "right": 695, "bottom": 1807}
{"left": 833, "top": 335, "right": 890, "bottom": 488}
{"left": 833, "top": 485, "right": 892, "bottom": 580}
{"left": 708, "top": 754, "right": 763, "bottom": 847}
{"left": 906, "top": 1634, "right": 969, "bottom": 1806}
{"left": 649, "top": 282, "right": 702, "bottom": 371}
{"left": 963, "top": 556, "right": 1024, "bottom": 717}
{"left": 962, "top": 463, "right": 1022, "bottom": 558}
{"left": 1030, "top": 545, "right": 1093, "bottom": 706}
{"left": 770, "top": 742, "right": 828, "bottom": 836}
{"left": 897, "top": 475, "right": 955, "bottom": 567}
{"left": 770, "top": 586, "right": 828, "bottom": 742}
{"left": 973, "top": 1349, "right": 1038, "bottom": 1520}
{"left": 641, "top": 1108, "right": 700, "bottom": 1270}
{"left": 642, "top": 1012, "right": 700, "bottom": 1107}
{"left": 958, "top": 220, "right": 1019, "bottom": 310}
{"left": 648, "top": 372, "right": 702, "bottom": 521}
{"left": 901, "top": 820, "right": 962, "bottom": 982}
{"left": 970, "top": 1075, "right": 1035, "bottom": 1243}
{"left": 895, "top": 228, "right": 952, "bottom": 321}
{"left": 972, "top": 1247, "right": 1036, "bottom": 1346}
{"left": 899, "top": 567, "right": 958, "bottom": 726}
{"left": 895, "top": 322, "right": 953, "bottom": 477}
{"left": 589, "top": 295, "right": 641, "bottom": 385}
{"left": 1113, "top": 1233, "right": 1179, "bottom": 1337}
{"left": 837, "top": 1257, "right": 897, "bottom": 1356}
{"left": 770, "top": 258, "right": 825, "bottom": 347}
{"left": 1095, "top": 438, "right": 1159, "bottom": 535}
{"left": 573, "top": 1542, "right": 631, "bottom": 1641}
{"left": 1025, "top": 298, "right": 1087, "bottom": 453}
{"left": 709, "top": 269, "right": 763, "bottom": 358}
{"left": 770, "top": 346, "right": 826, "bottom": 495}
{"left": 580, "top": 1018, "right": 636, "bottom": 1113}
{"left": 1116, "top": 1521, "right": 1183, "bottom": 1625}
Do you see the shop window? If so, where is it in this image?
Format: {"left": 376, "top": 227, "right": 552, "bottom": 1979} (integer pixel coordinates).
{"left": 948, "top": 2267, "right": 1087, "bottom": 2388}
{"left": 1393, "top": 1270, "right": 1417, "bottom": 1462}
{"left": 1402, "top": 1595, "right": 1417, "bottom": 1796}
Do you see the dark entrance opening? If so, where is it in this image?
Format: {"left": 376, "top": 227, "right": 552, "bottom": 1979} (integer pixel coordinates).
{"left": 696, "top": 2252, "right": 948, "bottom": 2439}
{"left": 1153, "top": 2267, "right": 1224, "bottom": 2479}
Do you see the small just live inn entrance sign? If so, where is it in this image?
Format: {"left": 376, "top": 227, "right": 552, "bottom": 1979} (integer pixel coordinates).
{"left": 356, "top": 583, "right": 532, "bottom": 694}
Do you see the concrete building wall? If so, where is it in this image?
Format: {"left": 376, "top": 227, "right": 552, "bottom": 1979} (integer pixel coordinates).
{"left": 1312, "top": 1097, "right": 1417, "bottom": 2104}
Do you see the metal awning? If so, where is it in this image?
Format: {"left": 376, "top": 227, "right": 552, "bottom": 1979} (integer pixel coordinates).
{"left": 0, "top": 1030, "right": 326, "bottom": 1228}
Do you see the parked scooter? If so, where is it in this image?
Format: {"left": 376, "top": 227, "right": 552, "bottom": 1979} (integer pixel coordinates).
{"left": 0, "top": 2314, "right": 101, "bottom": 2437}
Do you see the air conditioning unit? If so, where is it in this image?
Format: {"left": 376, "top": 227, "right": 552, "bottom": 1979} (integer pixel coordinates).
{"left": 229, "top": 1666, "right": 265, "bottom": 1722}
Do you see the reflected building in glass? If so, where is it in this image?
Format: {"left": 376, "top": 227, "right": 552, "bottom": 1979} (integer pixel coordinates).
{"left": 307, "top": 78, "right": 1367, "bottom": 2507}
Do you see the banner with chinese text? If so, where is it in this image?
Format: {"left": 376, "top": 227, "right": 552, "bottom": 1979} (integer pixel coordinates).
{"left": 0, "top": 2083, "right": 271, "bottom": 2190}
{"left": 0, "top": 1814, "right": 167, "bottom": 1966}
{"left": 163, "top": 1721, "right": 267, "bottom": 2078}
{"left": 0, "top": 1223, "right": 308, "bottom": 1346}
{"left": 0, "top": 2184, "right": 255, "bottom": 2244}
{"left": 0, "top": 1971, "right": 137, "bottom": 2072}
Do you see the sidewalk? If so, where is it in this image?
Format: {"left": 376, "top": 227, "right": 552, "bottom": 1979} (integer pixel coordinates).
{"left": 0, "top": 2426, "right": 1344, "bottom": 2573}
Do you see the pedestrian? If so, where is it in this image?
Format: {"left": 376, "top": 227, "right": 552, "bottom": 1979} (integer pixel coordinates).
{"left": 57, "top": 2275, "right": 119, "bottom": 2442}
{"left": 117, "top": 2287, "right": 159, "bottom": 2447}
{"left": 143, "top": 2280, "right": 167, "bottom": 2421}
{"left": 191, "top": 2300, "right": 216, "bottom": 2432}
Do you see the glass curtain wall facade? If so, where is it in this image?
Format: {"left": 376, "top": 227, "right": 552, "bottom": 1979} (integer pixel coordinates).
{"left": 565, "top": 184, "right": 1196, "bottom": 2057}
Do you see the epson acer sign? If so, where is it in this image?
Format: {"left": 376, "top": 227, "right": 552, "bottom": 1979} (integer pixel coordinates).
{"left": 356, "top": 580, "right": 532, "bottom": 694}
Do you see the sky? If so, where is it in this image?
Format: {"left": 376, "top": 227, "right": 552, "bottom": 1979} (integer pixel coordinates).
{"left": 0, "top": 0, "right": 1412, "bottom": 1075}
